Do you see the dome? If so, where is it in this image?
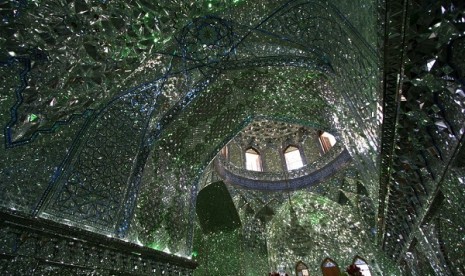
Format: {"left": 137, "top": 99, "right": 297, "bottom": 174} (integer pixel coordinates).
{"left": 1, "top": 0, "right": 464, "bottom": 275}
{"left": 214, "top": 119, "right": 351, "bottom": 190}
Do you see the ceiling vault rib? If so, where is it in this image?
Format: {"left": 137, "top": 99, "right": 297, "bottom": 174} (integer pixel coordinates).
{"left": 377, "top": 0, "right": 410, "bottom": 247}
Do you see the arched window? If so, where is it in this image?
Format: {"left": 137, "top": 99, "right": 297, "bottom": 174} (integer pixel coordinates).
{"left": 352, "top": 256, "right": 372, "bottom": 276}
{"left": 245, "top": 148, "right": 263, "bottom": 171}
{"left": 284, "top": 145, "right": 304, "bottom": 171}
{"left": 220, "top": 146, "right": 228, "bottom": 159}
{"left": 295, "top": 261, "right": 310, "bottom": 276}
{"left": 319, "top": 131, "right": 336, "bottom": 153}
{"left": 321, "top": 258, "right": 341, "bottom": 276}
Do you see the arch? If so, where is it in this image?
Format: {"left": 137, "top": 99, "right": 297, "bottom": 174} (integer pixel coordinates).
{"left": 295, "top": 260, "right": 310, "bottom": 276}
{"left": 352, "top": 255, "right": 372, "bottom": 276}
{"left": 284, "top": 145, "right": 305, "bottom": 171}
{"left": 318, "top": 131, "right": 336, "bottom": 153}
{"left": 220, "top": 145, "right": 229, "bottom": 160}
{"left": 320, "top": 258, "right": 341, "bottom": 276}
{"left": 36, "top": 0, "right": 379, "bottom": 246}
{"left": 245, "top": 147, "right": 263, "bottom": 172}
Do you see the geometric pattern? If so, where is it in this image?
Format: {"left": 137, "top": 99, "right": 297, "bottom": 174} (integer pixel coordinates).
{"left": 33, "top": 0, "right": 379, "bottom": 240}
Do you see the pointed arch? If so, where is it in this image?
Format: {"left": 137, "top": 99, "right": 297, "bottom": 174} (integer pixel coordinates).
{"left": 284, "top": 145, "right": 304, "bottom": 171}
{"left": 321, "top": 258, "right": 341, "bottom": 276}
{"left": 245, "top": 147, "right": 263, "bottom": 171}
{"left": 296, "top": 260, "right": 310, "bottom": 276}
{"left": 220, "top": 145, "right": 229, "bottom": 160}
{"left": 352, "top": 255, "right": 372, "bottom": 276}
{"left": 318, "top": 131, "right": 336, "bottom": 153}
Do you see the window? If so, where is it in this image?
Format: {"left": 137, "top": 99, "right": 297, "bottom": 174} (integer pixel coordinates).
{"left": 321, "top": 258, "right": 341, "bottom": 276}
{"left": 220, "top": 146, "right": 228, "bottom": 159}
{"left": 319, "top": 131, "right": 336, "bottom": 153}
{"left": 245, "top": 148, "right": 262, "bottom": 171}
{"left": 295, "top": 261, "right": 309, "bottom": 276}
{"left": 284, "top": 146, "right": 304, "bottom": 171}
{"left": 353, "top": 256, "right": 372, "bottom": 276}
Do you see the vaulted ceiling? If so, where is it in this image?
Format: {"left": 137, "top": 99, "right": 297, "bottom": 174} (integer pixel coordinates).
{"left": 1, "top": 0, "right": 465, "bottom": 275}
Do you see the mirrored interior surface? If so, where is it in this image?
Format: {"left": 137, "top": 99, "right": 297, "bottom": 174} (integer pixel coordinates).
{"left": 1, "top": 0, "right": 464, "bottom": 275}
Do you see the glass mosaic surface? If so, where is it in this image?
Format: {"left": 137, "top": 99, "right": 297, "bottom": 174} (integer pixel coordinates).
{"left": 1, "top": 0, "right": 464, "bottom": 275}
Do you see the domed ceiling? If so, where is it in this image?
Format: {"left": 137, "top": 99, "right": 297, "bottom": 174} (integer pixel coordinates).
{"left": 1, "top": 0, "right": 377, "bottom": 147}
{"left": 4, "top": 0, "right": 464, "bottom": 275}
{"left": 239, "top": 120, "right": 307, "bottom": 140}
{"left": 151, "top": 66, "right": 333, "bottom": 172}
{"left": 1, "top": 0, "right": 382, "bottom": 261}
{"left": 212, "top": 118, "right": 351, "bottom": 190}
